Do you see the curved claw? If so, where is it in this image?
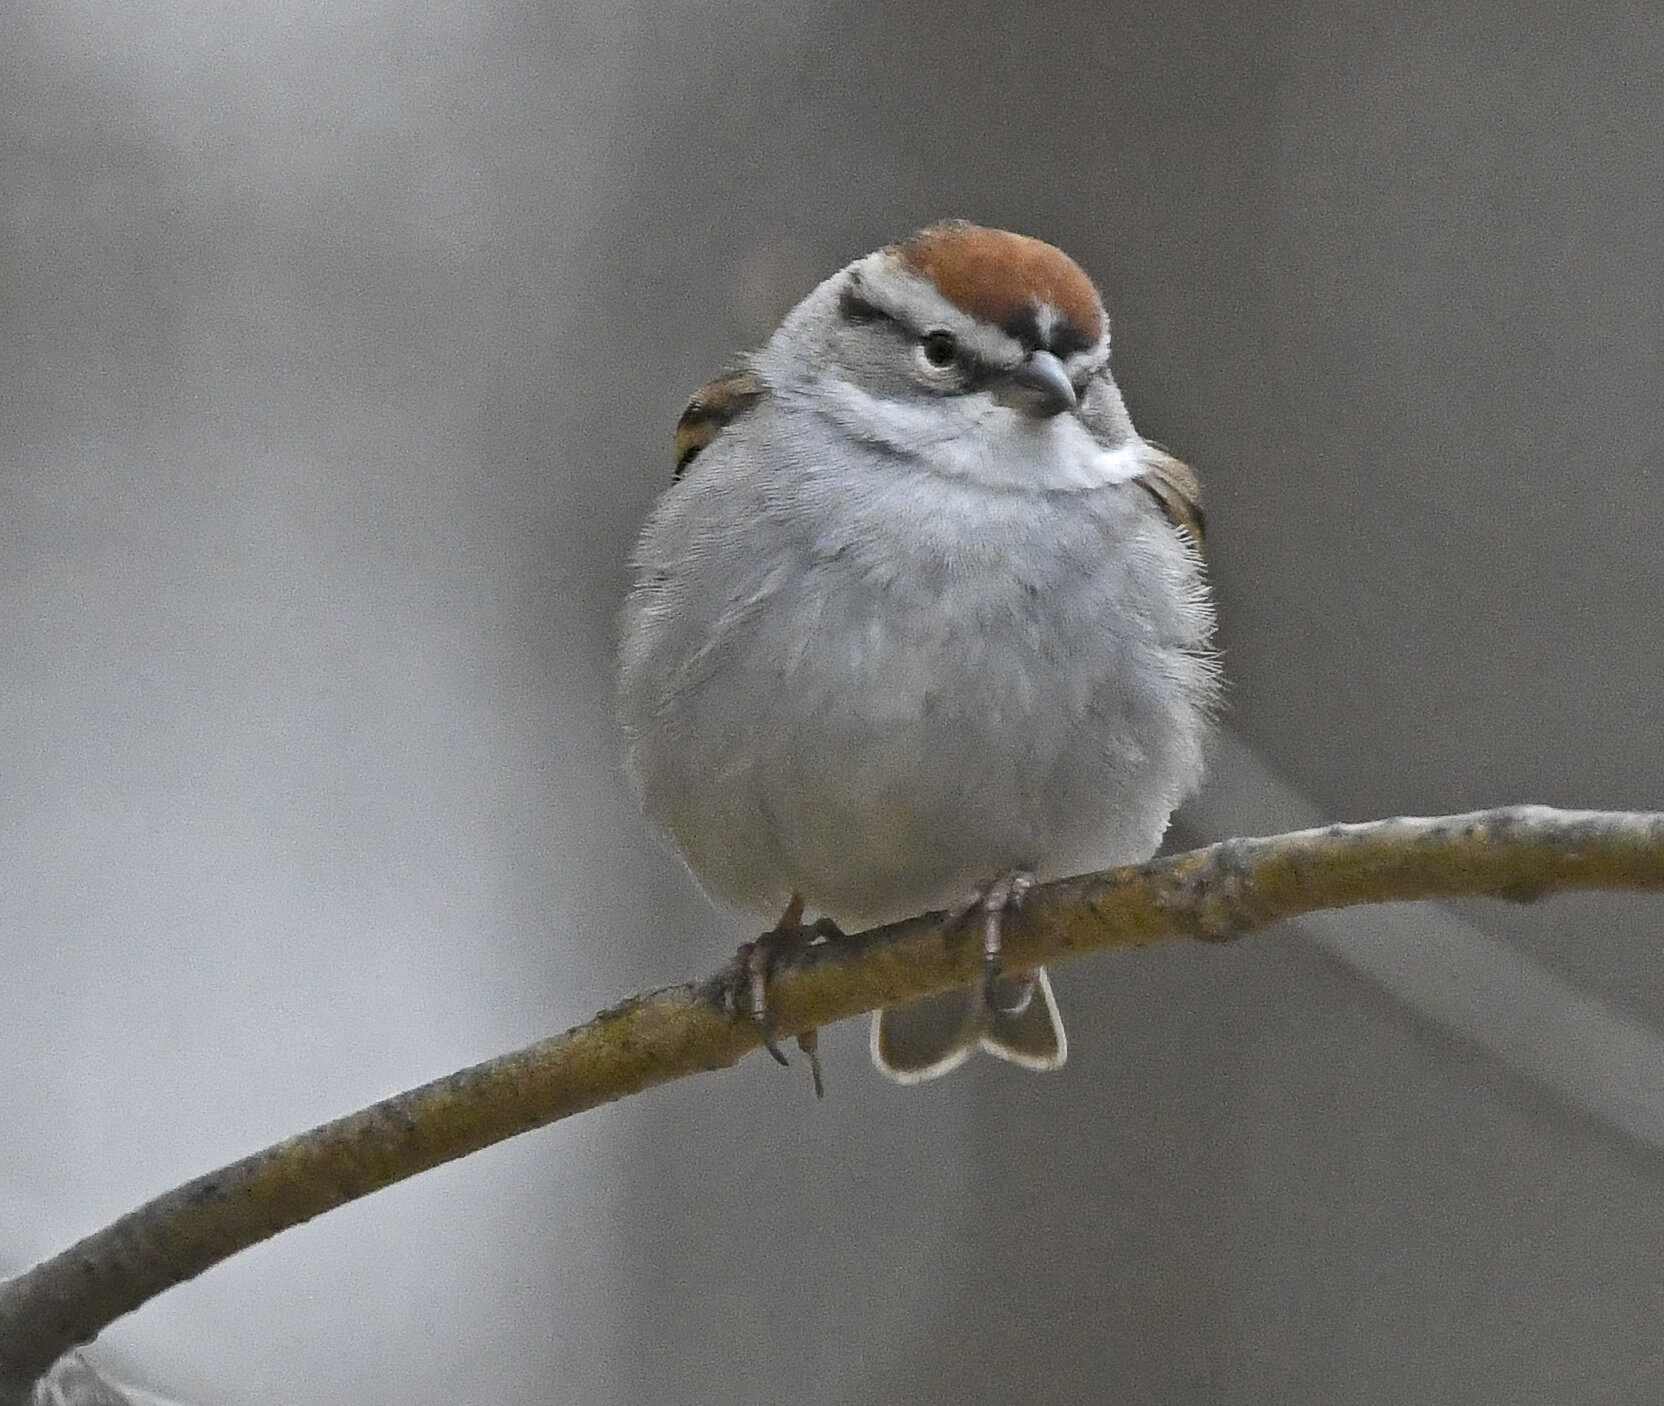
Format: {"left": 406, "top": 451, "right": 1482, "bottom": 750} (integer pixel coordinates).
{"left": 796, "top": 1030, "right": 826, "bottom": 1099}
{"left": 734, "top": 897, "right": 843, "bottom": 1093}
{"left": 740, "top": 938, "right": 792, "bottom": 1066}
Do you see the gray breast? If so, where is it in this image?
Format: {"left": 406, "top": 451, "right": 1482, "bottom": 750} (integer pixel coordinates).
{"left": 618, "top": 423, "right": 1218, "bottom": 928}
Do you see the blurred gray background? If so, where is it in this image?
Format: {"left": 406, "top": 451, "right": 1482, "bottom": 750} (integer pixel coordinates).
{"left": 3, "top": 0, "right": 1661, "bottom": 1402}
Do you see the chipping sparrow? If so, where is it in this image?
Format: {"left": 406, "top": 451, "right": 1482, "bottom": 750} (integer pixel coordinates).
{"left": 618, "top": 221, "right": 1219, "bottom": 1085}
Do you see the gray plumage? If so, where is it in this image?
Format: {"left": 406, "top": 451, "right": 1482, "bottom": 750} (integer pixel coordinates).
{"left": 617, "top": 227, "right": 1219, "bottom": 1081}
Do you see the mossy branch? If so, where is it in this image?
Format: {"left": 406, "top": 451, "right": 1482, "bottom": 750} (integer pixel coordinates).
{"left": 4, "top": 805, "right": 1663, "bottom": 1400}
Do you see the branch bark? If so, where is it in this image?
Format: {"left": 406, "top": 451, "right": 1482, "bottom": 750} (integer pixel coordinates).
{"left": 3, "top": 805, "right": 1663, "bottom": 1399}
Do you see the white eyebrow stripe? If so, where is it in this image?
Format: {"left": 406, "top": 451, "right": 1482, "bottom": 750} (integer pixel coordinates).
{"left": 845, "top": 252, "right": 1110, "bottom": 373}
{"left": 847, "top": 269, "right": 1023, "bottom": 365}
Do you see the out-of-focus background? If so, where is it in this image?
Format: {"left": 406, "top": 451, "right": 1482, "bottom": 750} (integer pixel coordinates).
{"left": 3, "top": 0, "right": 1661, "bottom": 1401}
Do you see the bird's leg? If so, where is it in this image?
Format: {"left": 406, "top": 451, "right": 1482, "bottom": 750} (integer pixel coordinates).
{"left": 732, "top": 895, "right": 842, "bottom": 1097}
{"left": 945, "top": 867, "right": 1037, "bottom": 1014}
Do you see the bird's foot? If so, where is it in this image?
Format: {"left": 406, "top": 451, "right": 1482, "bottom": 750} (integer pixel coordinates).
{"left": 730, "top": 893, "right": 843, "bottom": 1098}
{"left": 945, "top": 867, "right": 1037, "bottom": 1014}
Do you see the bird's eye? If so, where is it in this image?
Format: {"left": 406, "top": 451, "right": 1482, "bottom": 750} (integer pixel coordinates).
{"left": 919, "top": 330, "right": 959, "bottom": 368}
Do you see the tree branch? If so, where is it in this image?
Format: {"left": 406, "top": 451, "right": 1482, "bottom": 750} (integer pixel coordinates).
{"left": 3, "top": 805, "right": 1662, "bottom": 1399}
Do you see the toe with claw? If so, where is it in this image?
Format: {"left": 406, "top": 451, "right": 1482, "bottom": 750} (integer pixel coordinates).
{"left": 944, "top": 866, "right": 1037, "bottom": 1010}
{"left": 730, "top": 893, "right": 841, "bottom": 1097}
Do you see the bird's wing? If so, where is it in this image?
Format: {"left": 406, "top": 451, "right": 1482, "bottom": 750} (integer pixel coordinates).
{"left": 1134, "top": 447, "right": 1205, "bottom": 552}
{"left": 672, "top": 365, "right": 767, "bottom": 479}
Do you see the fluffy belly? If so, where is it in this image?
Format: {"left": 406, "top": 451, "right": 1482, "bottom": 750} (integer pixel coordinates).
{"left": 622, "top": 479, "right": 1217, "bottom": 931}
{"left": 656, "top": 612, "right": 1202, "bottom": 929}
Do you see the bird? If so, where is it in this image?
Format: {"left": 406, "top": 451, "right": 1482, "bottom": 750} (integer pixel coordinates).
{"left": 617, "top": 220, "right": 1219, "bottom": 1088}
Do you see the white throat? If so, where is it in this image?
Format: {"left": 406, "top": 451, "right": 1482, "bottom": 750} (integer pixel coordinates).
{"left": 814, "top": 381, "right": 1148, "bottom": 492}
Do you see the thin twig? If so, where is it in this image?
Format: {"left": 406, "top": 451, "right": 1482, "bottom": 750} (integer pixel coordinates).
{"left": 2, "top": 805, "right": 1662, "bottom": 1399}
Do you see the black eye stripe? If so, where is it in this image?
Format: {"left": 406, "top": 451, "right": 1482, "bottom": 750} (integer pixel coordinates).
{"left": 839, "top": 282, "right": 1093, "bottom": 393}
{"left": 1047, "top": 322, "right": 1094, "bottom": 359}
{"left": 998, "top": 306, "right": 1042, "bottom": 347}
{"left": 838, "top": 285, "right": 979, "bottom": 384}
{"left": 998, "top": 305, "right": 1095, "bottom": 359}
{"left": 838, "top": 285, "right": 890, "bottom": 325}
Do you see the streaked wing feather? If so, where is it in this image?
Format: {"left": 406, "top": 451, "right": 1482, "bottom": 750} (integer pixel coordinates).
{"left": 1135, "top": 448, "right": 1206, "bottom": 551}
{"left": 672, "top": 365, "right": 766, "bottom": 478}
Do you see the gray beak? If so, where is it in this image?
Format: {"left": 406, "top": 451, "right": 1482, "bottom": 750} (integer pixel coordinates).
{"left": 1003, "top": 348, "right": 1079, "bottom": 418}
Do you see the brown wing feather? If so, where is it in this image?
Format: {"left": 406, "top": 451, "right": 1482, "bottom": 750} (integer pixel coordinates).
{"left": 672, "top": 366, "right": 765, "bottom": 479}
{"left": 1134, "top": 448, "right": 1206, "bottom": 552}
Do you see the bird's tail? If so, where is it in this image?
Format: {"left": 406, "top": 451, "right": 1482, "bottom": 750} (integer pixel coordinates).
{"left": 870, "top": 967, "right": 1067, "bottom": 1083}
